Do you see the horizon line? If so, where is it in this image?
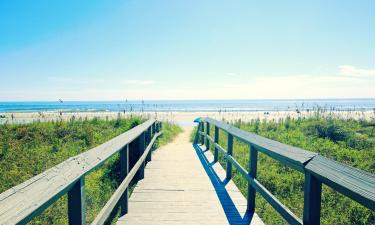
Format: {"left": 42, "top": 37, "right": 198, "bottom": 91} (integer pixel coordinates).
{"left": 0, "top": 97, "right": 375, "bottom": 103}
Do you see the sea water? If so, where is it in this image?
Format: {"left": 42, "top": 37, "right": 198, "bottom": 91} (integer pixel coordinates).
{"left": 0, "top": 99, "right": 374, "bottom": 113}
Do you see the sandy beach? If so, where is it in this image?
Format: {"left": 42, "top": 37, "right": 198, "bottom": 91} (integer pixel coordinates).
{"left": 1, "top": 110, "right": 374, "bottom": 126}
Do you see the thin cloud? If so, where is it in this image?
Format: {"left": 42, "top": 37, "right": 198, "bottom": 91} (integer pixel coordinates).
{"left": 225, "top": 72, "right": 238, "bottom": 77}
{"left": 222, "top": 74, "right": 374, "bottom": 99}
{"left": 338, "top": 65, "right": 375, "bottom": 77}
{"left": 125, "top": 80, "right": 155, "bottom": 86}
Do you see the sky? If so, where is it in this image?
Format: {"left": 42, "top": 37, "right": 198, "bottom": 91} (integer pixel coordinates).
{"left": 0, "top": 0, "right": 374, "bottom": 101}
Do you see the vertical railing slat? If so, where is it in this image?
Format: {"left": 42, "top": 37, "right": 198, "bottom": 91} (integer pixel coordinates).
{"left": 119, "top": 144, "right": 129, "bottom": 216}
{"left": 68, "top": 177, "right": 85, "bottom": 225}
{"left": 146, "top": 126, "right": 152, "bottom": 162}
{"left": 226, "top": 133, "right": 233, "bottom": 180}
{"left": 205, "top": 122, "right": 210, "bottom": 150}
{"left": 214, "top": 126, "right": 219, "bottom": 163}
{"left": 303, "top": 171, "right": 322, "bottom": 225}
{"left": 136, "top": 132, "right": 146, "bottom": 180}
{"left": 200, "top": 122, "right": 204, "bottom": 145}
{"left": 247, "top": 144, "right": 258, "bottom": 213}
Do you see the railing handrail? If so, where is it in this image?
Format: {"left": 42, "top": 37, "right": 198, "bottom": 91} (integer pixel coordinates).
{"left": 0, "top": 119, "right": 162, "bottom": 225}
{"left": 195, "top": 117, "right": 375, "bottom": 225}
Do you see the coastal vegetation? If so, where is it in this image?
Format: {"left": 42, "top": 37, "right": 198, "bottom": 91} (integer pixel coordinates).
{"left": 0, "top": 117, "right": 181, "bottom": 224}
{"left": 194, "top": 116, "right": 375, "bottom": 225}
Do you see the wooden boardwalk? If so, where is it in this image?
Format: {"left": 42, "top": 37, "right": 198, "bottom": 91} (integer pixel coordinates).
{"left": 117, "top": 128, "right": 264, "bottom": 225}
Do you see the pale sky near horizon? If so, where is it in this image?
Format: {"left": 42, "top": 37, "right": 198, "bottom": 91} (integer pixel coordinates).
{"left": 0, "top": 0, "right": 374, "bottom": 101}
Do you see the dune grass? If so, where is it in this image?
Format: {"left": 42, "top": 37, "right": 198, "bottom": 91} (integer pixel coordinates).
{"left": 156, "top": 122, "right": 183, "bottom": 146}
{"left": 192, "top": 116, "right": 375, "bottom": 225}
{"left": 0, "top": 117, "right": 181, "bottom": 224}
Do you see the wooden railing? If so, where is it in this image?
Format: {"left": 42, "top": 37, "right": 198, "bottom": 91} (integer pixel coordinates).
{"left": 194, "top": 117, "right": 375, "bottom": 225}
{"left": 0, "top": 119, "right": 162, "bottom": 225}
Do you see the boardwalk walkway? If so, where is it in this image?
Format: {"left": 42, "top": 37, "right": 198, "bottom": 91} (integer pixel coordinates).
{"left": 117, "top": 127, "right": 264, "bottom": 225}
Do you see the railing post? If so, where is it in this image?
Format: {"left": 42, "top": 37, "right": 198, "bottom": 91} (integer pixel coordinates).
{"left": 200, "top": 122, "right": 204, "bottom": 145}
{"left": 68, "top": 177, "right": 85, "bottom": 225}
{"left": 146, "top": 127, "right": 152, "bottom": 162}
{"left": 136, "top": 132, "right": 146, "bottom": 180}
{"left": 205, "top": 122, "right": 210, "bottom": 150}
{"left": 303, "top": 171, "right": 322, "bottom": 225}
{"left": 226, "top": 133, "right": 233, "bottom": 180}
{"left": 120, "top": 144, "right": 129, "bottom": 216}
{"left": 157, "top": 121, "right": 161, "bottom": 132}
{"left": 247, "top": 144, "right": 258, "bottom": 213}
{"left": 214, "top": 126, "right": 219, "bottom": 163}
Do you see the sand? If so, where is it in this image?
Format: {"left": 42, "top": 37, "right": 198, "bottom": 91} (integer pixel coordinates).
{"left": 1, "top": 110, "right": 374, "bottom": 126}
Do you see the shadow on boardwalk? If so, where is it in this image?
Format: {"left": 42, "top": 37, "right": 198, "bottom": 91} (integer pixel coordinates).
{"left": 193, "top": 144, "right": 256, "bottom": 225}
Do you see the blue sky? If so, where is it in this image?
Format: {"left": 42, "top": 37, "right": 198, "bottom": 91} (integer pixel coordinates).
{"left": 0, "top": 0, "right": 374, "bottom": 101}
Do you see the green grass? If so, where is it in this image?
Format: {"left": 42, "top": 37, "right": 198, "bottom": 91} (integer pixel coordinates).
{"left": 0, "top": 117, "right": 181, "bottom": 224}
{"left": 194, "top": 117, "right": 375, "bottom": 225}
{"left": 157, "top": 122, "right": 183, "bottom": 146}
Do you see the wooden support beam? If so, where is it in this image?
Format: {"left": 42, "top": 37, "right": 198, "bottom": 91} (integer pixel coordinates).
{"left": 119, "top": 145, "right": 129, "bottom": 216}
{"left": 200, "top": 122, "right": 204, "bottom": 145}
{"left": 146, "top": 127, "right": 152, "bottom": 162}
{"left": 247, "top": 144, "right": 258, "bottom": 213}
{"left": 226, "top": 133, "right": 234, "bottom": 180}
{"left": 205, "top": 122, "right": 210, "bottom": 150}
{"left": 303, "top": 171, "right": 322, "bottom": 225}
{"left": 214, "top": 126, "right": 219, "bottom": 163}
{"left": 136, "top": 132, "right": 146, "bottom": 180}
{"left": 68, "top": 177, "right": 85, "bottom": 225}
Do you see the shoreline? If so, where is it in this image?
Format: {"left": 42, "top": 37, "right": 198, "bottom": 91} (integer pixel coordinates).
{"left": 1, "top": 110, "right": 374, "bottom": 126}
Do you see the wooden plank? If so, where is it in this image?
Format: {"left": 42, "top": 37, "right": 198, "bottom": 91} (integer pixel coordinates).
{"left": 0, "top": 119, "right": 156, "bottom": 225}
{"left": 200, "top": 117, "right": 317, "bottom": 172}
{"left": 305, "top": 155, "right": 375, "bottom": 211}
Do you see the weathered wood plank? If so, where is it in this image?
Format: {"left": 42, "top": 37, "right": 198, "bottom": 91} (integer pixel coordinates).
{"left": 305, "top": 155, "right": 375, "bottom": 211}
{"left": 0, "top": 119, "right": 156, "bottom": 225}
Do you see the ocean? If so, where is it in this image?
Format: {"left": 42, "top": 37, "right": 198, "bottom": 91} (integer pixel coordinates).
{"left": 0, "top": 99, "right": 374, "bottom": 113}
